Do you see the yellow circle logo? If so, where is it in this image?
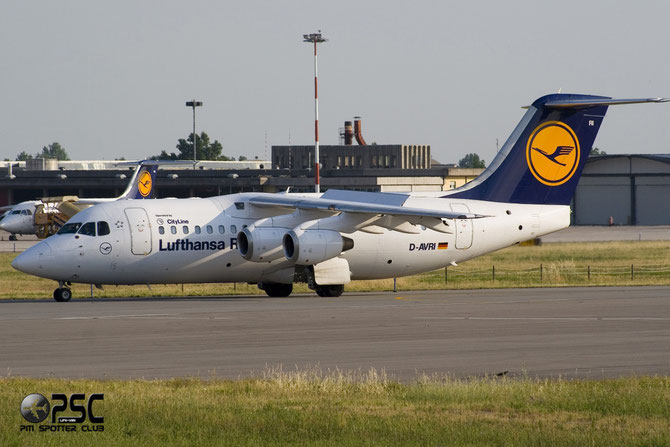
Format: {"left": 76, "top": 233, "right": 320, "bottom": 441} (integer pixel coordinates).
{"left": 138, "top": 171, "right": 152, "bottom": 197}
{"left": 526, "top": 121, "right": 580, "bottom": 186}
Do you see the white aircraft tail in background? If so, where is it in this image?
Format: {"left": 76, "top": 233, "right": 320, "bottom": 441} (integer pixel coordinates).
{"left": 0, "top": 162, "right": 159, "bottom": 239}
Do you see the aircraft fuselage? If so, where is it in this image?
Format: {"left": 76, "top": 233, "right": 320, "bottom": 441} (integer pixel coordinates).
{"left": 14, "top": 193, "right": 569, "bottom": 286}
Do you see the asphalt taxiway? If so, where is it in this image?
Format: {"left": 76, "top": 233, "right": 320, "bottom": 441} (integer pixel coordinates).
{"left": 1, "top": 287, "right": 669, "bottom": 380}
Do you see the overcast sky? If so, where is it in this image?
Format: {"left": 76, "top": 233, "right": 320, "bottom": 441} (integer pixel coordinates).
{"left": 1, "top": 0, "right": 669, "bottom": 164}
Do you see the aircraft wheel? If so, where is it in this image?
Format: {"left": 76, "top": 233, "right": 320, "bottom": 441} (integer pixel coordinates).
{"left": 315, "top": 284, "right": 344, "bottom": 297}
{"left": 262, "top": 283, "right": 293, "bottom": 297}
{"left": 53, "top": 288, "right": 72, "bottom": 302}
{"left": 8, "top": 234, "right": 17, "bottom": 241}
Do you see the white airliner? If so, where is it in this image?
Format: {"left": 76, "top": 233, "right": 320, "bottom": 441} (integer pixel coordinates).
{"left": 0, "top": 163, "right": 159, "bottom": 239}
{"left": 12, "top": 94, "right": 668, "bottom": 301}
{"left": 0, "top": 200, "right": 45, "bottom": 239}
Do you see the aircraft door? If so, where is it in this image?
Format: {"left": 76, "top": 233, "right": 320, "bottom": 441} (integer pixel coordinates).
{"left": 124, "top": 208, "right": 152, "bottom": 255}
{"left": 450, "top": 203, "right": 473, "bottom": 249}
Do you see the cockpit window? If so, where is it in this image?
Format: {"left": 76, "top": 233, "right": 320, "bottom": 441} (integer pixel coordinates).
{"left": 11, "top": 210, "right": 20, "bottom": 215}
{"left": 78, "top": 222, "right": 96, "bottom": 237}
{"left": 21, "top": 209, "right": 32, "bottom": 215}
{"left": 58, "top": 222, "right": 82, "bottom": 234}
{"left": 97, "top": 221, "right": 110, "bottom": 236}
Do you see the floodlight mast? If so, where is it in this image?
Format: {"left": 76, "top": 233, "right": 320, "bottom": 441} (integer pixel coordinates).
{"left": 303, "top": 31, "right": 327, "bottom": 194}
{"left": 185, "top": 100, "right": 203, "bottom": 169}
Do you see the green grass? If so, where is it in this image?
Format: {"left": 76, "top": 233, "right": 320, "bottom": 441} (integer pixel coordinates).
{"left": 2, "top": 240, "right": 670, "bottom": 299}
{"left": 1, "top": 371, "right": 670, "bottom": 446}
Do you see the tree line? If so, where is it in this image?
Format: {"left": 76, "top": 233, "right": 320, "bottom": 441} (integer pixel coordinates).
{"left": 15, "top": 142, "right": 70, "bottom": 161}
{"left": 13, "top": 132, "right": 252, "bottom": 162}
{"left": 149, "top": 132, "right": 246, "bottom": 161}
{"left": 13, "top": 138, "right": 605, "bottom": 166}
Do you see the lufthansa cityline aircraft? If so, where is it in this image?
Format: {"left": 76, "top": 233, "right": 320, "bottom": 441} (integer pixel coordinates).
{"left": 0, "top": 162, "right": 159, "bottom": 239}
{"left": 12, "top": 94, "right": 668, "bottom": 301}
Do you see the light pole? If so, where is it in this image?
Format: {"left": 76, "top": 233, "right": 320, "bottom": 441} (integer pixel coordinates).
{"left": 186, "top": 100, "right": 203, "bottom": 169}
{"left": 303, "top": 31, "right": 327, "bottom": 194}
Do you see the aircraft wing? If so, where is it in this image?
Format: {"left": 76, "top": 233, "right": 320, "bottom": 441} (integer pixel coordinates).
{"left": 248, "top": 190, "right": 489, "bottom": 234}
{"left": 249, "top": 192, "right": 483, "bottom": 220}
{"left": 72, "top": 198, "right": 117, "bottom": 205}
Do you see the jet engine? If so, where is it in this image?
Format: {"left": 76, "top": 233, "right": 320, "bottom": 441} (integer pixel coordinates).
{"left": 237, "top": 227, "right": 287, "bottom": 262}
{"left": 282, "top": 230, "right": 354, "bottom": 265}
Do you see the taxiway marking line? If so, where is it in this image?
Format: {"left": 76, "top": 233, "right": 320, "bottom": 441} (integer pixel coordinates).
{"left": 56, "top": 313, "right": 174, "bottom": 320}
{"left": 415, "top": 316, "right": 670, "bottom": 321}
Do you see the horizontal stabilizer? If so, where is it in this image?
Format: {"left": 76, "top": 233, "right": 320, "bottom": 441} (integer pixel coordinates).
{"left": 524, "top": 97, "right": 669, "bottom": 109}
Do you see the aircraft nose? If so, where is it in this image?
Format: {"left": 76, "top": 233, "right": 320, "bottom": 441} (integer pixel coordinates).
{"left": 12, "top": 242, "right": 51, "bottom": 276}
{"left": 0, "top": 218, "right": 12, "bottom": 231}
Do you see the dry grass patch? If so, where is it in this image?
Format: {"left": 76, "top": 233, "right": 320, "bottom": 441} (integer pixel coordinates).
{"left": 1, "top": 371, "right": 669, "bottom": 446}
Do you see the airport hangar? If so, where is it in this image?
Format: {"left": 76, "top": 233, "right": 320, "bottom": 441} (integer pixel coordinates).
{"left": 0, "top": 152, "right": 669, "bottom": 226}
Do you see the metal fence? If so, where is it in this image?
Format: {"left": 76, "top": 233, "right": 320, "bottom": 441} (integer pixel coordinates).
{"left": 441, "top": 263, "right": 670, "bottom": 283}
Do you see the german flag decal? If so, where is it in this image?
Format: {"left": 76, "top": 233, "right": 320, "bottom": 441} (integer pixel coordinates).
{"left": 438, "top": 242, "right": 448, "bottom": 250}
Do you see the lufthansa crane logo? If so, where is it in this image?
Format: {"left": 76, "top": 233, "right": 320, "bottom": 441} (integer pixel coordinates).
{"left": 526, "top": 121, "right": 580, "bottom": 186}
{"left": 138, "top": 170, "right": 152, "bottom": 197}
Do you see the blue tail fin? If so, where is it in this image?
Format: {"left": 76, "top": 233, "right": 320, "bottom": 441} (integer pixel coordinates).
{"left": 447, "top": 94, "right": 667, "bottom": 205}
{"left": 118, "top": 162, "right": 159, "bottom": 200}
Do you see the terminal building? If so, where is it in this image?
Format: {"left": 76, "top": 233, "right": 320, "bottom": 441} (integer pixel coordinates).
{"left": 272, "top": 144, "right": 432, "bottom": 170}
{"left": 0, "top": 157, "right": 482, "bottom": 204}
{"left": 1, "top": 152, "right": 670, "bottom": 226}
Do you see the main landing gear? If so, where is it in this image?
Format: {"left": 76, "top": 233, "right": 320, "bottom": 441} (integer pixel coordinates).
{"left": 315, "top": 284, "right": 344, "bottom": 297}
{"left": 259, "top": 282, "right": 293, "bottom": 297}
{"left": 259, "top": 282, "right": 345, "bottom": 298}
{"left": 53, "top": 281, "right": 72, "bottom": 302}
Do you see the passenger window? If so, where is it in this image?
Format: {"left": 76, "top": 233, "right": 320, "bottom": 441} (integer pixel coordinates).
{"left": 97, "top": 221, "right": 110, "bottom": 236}
{"left": 170, "top": 226, "right": 177, "bottom": 234}
{"left": 194, "top": 225, "right": 201, "bottom": 234}
{"left": 206, "top": 225, "right": 213, "bottom": 234}
{"left": 78, "top": 222, "right": 96, "bottom": 237}
{"left": 230, "top": 225, "right": 237, "bottom": 234}
{"left": 58, "top": 222, "right": 82, "bottom": 234}
{"left": 183, "top": 225, "right": 189, "bottom": 234}
{"left": 158, "top": 226, "right": 165, "bottom": 235}
{"left": 218, "top": 225, "right": 225, "bottom": 234}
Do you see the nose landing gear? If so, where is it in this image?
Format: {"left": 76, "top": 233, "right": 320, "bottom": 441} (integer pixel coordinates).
{"left": 53, "top": 281, "right": 72, "bottom": 302}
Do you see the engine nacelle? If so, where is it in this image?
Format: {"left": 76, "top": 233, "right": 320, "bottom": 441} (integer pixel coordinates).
{"left": 283, "top": 230, "right": 354, "bottom": 265}
{"left": 237, "top": 227, "right": 287, "bottom": 262}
